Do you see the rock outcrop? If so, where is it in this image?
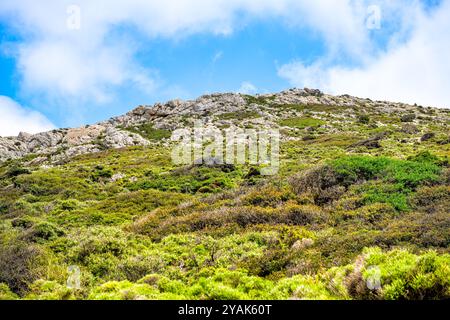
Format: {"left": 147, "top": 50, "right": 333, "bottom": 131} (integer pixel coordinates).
{"left": 1, "top": 88, "right": 448, "bottom": 163}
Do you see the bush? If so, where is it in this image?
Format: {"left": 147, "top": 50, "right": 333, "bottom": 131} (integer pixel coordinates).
{"left": 360, "top": 183, "right": 410, "bottom": 211}
{"left": 240, "top": 185, "right": 293, "bottom": 207}
{"left": 0, "top": 283, "right": 18, "bottom": 300}
{"left": 379, "top": 210, "right": 450, "bottom": 248}
{"left": 401, "top": 114, "right": 416, "bottom": 122}
{"left": 5, "top": 166, "right": 31, "bottom": 178}
{"left": 88, "top": 281, "right": 163, "bottom": 300}
{"left": 289, "top": 165, "right": 344, "bottom": 205}
{"left": 25, "top": 280, "right": 75, "bottom": 300}
{"left": 91, "top": 165, "right": 113, "bottom": 182}
{"left": 411, "top": 186, "right": 450, "bottom": 212}
{"left": 357, "top": 114, "right": 370, "bottom": 124}
{"left": 0, "top": 241, "right": 44, "bottom": 294}
{"left": 24, "top": 222, "right": 64, "bottom": 242}
{"left": 344, "top": 203, "right": 397, "bottom": 224}
{"left": 347, "top": 248, "right": 450, "bottom": 300}
{"left": 383, "top": 160, "right": 440, "bottom": 189}
{"left": 279, "top": 117, "right": 325, "bottom": 129}
{"left": 270, "top": 275, "right": 336, "bottom": 300}
{"left": 127, "top": 165, "right": 242, "bottom": 194}
{"left": 243, "top": 248, "right": 290, "bottom": 277}
{"left": 281, "top": 203, "right": 324, "bottom": 226}
{"left": 290, "top": 155, "right": 442, "bottom": 206}
{"left": 123, "top": 123, "right": 171, "bottom": 141}
{"left": 67, "top": 227, "right": 130, "bottom": 278}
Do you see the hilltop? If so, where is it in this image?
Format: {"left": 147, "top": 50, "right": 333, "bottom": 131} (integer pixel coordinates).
{"left": 2, "top": 88, "right": 448, "bottom": 164}
{"left": 0, "top": 88, "right": 449, "bottom": 300}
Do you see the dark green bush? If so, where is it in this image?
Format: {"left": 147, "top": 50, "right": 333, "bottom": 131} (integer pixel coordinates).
{"left": 357, "top": 114, "right": 370, "bottom": 124}
{"left": 123, "top": 123, "right": 171, "bottom": 141}
{"left": 91, "top": 165, "right": 113, "bottom": 181}
{"left": 24, "top": 222, "right": 64, "bottom": 242}
{"left": 6, "top": 166, "right": 31, "bottom": 178}
{"left": 400, "top": 114, "right": 416, "bottom": 122}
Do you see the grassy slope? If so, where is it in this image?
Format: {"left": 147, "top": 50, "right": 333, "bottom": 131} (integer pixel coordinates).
{"left": 0, "top": 100, "right": 449, "bottom": 300}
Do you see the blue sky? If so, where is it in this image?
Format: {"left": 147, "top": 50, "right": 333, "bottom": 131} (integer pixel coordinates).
{"left": 0, "top": 0, "right": 449, "bottom": 136}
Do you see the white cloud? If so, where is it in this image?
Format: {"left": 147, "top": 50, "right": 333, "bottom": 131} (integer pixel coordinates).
{"left": 278, "top": 0, "right": 450, "bottom": 108}
{"left": 1, "top": 0, "right": 448, "bottom": 119}
{"left": 0, "top": 96, "right": 55, "bottom": 137}
{"left": 212, "top": 51, "right": 224, "bottom": 64}
{"left": 0, "top": 0, "right": 375, "bottom": 104}
{"left": 238, "top": 81, "right": 258, "bottom": 95}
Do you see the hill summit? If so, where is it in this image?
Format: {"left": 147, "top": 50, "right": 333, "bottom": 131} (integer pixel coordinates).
{"left": 1, "top": 88, "right": 448, "bottom": 164}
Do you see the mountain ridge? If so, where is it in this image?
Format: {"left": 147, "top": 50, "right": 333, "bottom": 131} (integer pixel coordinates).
{"left": 1, "top": 88, "right": 449, "bottom": 164}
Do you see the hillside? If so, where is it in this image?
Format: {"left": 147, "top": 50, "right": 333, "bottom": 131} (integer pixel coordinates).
{"left": 0, "top": 88, "right": 449, "bottom": 300}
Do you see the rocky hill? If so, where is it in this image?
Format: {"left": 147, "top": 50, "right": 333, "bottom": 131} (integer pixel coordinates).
{"left": 2, "top": 88, "right": 448, "bottom": 164}
{"left": 0, "top": 88, "right": 449, "bottom": 300}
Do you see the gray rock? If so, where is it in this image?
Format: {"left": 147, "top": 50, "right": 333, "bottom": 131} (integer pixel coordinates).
{"left": 1, "top": 88, "right": 448, "bottom": 164}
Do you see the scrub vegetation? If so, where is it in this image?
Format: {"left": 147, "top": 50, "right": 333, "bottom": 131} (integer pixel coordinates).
{"left": 0, "top": 94, "right": 449, "bottom": 300}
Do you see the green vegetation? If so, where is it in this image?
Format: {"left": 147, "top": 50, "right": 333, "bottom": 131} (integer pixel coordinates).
{"left": 243, "top": 94, "right": 275, "bottom": 105}
{"left": 218, "top": 111, "right": 261, "bottom": 121}
{"left": 127, "top": 164, "right": 244, "bottom": 194}
{"left": 279, "top": 117, "right": 326, "bottom": 129}
{"left": 123, "top": 123, "right": 172, "bottom": 141}
{"left": 0, "top": 98, "right": 449, "bottom": 300}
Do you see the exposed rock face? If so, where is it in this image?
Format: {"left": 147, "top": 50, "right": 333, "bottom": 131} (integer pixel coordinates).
{"left": 1, "top": 88, "right": 449, "bottom": 163}
{"left": 0, "top": 124, "right": 148, "bottom": 163}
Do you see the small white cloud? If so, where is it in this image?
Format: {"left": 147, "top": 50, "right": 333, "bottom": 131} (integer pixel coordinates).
{"left": 238, "top": 81, "right": 258, "bottom": 95}
{"left": 212, "top": 51, "right": 223, "bottom": 63}
{"left": 18, "top": 39, "right": 156, "bottom": 104}
{"left": 0, "top": 96, "right": 55, "bottom": 136}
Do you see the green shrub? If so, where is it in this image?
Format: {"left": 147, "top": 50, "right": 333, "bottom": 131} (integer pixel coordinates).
{"left": 290, "top": 155, "right": 442, "bottom": 207}
{"left": 67, "top": 227, "right": 129, "bottom": 273}
{"left": 344, "top": 203, "right": 397, "bottom": 224}
{"left": 5, "top": 166, "right": 31, "bottom": 178}
{"left": 279, "top": 117, "right": 326, "bottom": 129}
{"left": 218, "top": 111, "right": 260, "bottom": 120}
{"left": 88, "top": 281, "right": 163, "bottom": 300}
{"left": 24, "top": 222, "right": 65, "bottom": 242}
{"left": 272, "top": 276, "right": 336, "bottom": 300}
{"left": 0, "top": 283, "right": 18, "bottom": 300}
{"left": 123, "top": 123, "right": 171, "bottom": 141}
{"left": 355, "top": 247, "right": 450, "bottom": 300}
{"left": 383, "top": 160, "right": 440, "bottom": 189}
{"left": 25, "top": 280, "right": 76, "bottom": 300}
{"left": 357, "top": 114, "right": 370, "bottom": 124}
{"left": 127, "top": 165, "right": 242, "bottom": 194}
{"left": 360, "top": 183, "right": 410, "bottom": 211}
{"left": 91, "top": 165, "right": 113, "bottom": 182}
{"left": 400, "top": 113, "right": 416, "bottom": 122}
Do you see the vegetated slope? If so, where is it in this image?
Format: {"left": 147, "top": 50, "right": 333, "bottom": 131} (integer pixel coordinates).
{"left": 0, "top": 88, "right": 449, "bottom": 300}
